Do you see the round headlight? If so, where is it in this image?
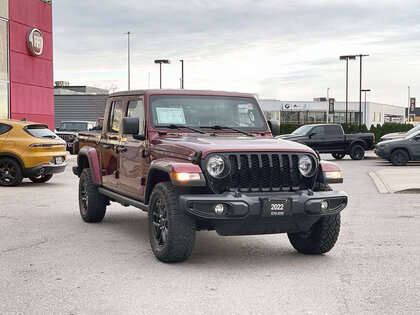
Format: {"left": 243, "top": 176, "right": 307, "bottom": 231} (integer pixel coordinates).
{"left": 298, "top": 155, "right": 313, "bottom": 177}
{"left": 207, "top": 155, "right": 228, "bottom": 178}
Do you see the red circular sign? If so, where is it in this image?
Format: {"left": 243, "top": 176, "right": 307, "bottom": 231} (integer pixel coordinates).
{"left": 27, "top": 28, "right": 43, "bottom": 56}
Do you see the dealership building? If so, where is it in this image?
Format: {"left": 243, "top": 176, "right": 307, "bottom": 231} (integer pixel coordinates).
{"left": 259, "top": 99, "right": 406, "bottom": 128}
{"left": 0, "top": 0, "right": 54, "bottom": 128}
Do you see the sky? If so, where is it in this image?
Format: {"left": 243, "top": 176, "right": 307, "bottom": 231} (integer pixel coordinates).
{"left": 53, "top": 0, "right": 420, "bottom": 107}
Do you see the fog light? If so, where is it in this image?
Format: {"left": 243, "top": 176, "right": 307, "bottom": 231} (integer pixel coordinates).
{"left": 320, "top": 200, "right": 329, "bottom": 212}
{"left": 214, "top": 204, "right": 225, "bottom": 215}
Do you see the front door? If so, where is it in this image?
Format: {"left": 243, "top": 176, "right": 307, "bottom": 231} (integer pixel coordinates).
{"left": 307, "top": 126, "right": 326, "bottom": 152}
{"left": 117, "top": 98, "right": 148, "bottom": 200}
{"left": 411, "top": 134, "right": 420, "bottom": 159}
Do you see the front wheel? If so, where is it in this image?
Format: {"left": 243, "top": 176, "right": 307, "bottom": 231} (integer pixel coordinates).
{"left": 288, "top": 183, "right": 341, "bottom": 255}
{"left": 148, "top": 182, "right": 196, "bottom": 263}
{"left": 349, "top": 144, "right": 365, "bottom": 160}
{"left": 390, "top": 149, "right": 409, "bottom": 166}
{"left": 29, "top": 174, "right": 53, "bottom": 183}
{"left": 332, "top": 153, "right": 345, "bottom": 160}
{"left": 0, "top": 158, "right": 23, "bottom": 187}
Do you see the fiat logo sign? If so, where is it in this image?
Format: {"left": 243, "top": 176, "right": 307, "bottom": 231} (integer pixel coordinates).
{"left": 27, "top": 28, "right": 43, "bottom": 56}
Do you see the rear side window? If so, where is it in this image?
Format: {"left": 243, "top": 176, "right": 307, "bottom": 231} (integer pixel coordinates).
{"left": 325, "top": 125, "right": 342, "bottom": 136}
{"left": 0, "top": 123, "right": 12, "bottom": 135}
{"left": 24, "top": 125, "right": 58, "bottom": 139}
{"left": 108, "top": 100, "right": 124, "bottom": 133}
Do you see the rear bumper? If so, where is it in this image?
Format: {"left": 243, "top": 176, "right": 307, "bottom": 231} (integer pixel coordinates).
{"left": 179, "top": 190, "right": 347, "bottom": 236}
{"left": 24, "top": 162, "right": 67, "bottom": 177}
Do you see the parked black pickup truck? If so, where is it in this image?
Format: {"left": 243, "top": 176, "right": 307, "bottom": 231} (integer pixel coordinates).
{"left": 277, "top": 124, "right": 375, "bottom": 160}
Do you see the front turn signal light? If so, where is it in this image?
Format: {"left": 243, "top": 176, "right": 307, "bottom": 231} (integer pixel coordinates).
{"left": 325, "top": 171, "right": 343, "bottom": 179}
{"left": 171, "top": 172, "right": 201, "bottom": 181}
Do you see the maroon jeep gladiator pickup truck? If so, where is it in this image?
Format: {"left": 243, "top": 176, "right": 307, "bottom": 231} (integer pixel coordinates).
{"left": 73, "top": 89, "right": 348, "bottom": 263}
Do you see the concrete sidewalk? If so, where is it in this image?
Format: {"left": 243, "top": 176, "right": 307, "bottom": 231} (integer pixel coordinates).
{"left": 369, "top": 167, "right": 420, "bottom": 194}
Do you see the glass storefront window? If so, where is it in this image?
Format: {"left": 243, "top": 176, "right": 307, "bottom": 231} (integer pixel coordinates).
{"left": 0, "top": 0, "right": 7, "bottom": 19}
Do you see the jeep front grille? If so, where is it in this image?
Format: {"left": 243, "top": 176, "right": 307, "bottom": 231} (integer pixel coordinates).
{"left": 57, "top": 134, "right": 74, "bottom": 142}
{"left": 203, "top": 152, "right": 317, "bottom": 193}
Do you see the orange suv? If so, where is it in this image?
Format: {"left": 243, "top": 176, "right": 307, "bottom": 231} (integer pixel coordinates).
{"left": 0, "top": 119, "right": 67, "bottom": 186}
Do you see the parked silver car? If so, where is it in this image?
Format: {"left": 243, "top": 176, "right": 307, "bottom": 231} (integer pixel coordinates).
{"left": 380, "top": 124, "right": 420, "bottom": 141}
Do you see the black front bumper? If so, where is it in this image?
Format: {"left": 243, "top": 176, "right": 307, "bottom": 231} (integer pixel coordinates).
{"left": 374, "top": 147, "right": 390, "bottom": 160}
{"left": 24, "top": 162, "right": 67, "bottom": 177}
{"left": 179, "top": 190, "right": 347, "bottom": 236}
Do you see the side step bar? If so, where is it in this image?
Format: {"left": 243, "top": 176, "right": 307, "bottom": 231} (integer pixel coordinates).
{"left": 98, "top": 187, "right": 148, "bottom": 212}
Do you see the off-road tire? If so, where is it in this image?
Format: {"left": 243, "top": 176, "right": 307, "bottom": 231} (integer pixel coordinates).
{"left": 148, "top": 182, "right": 196, "bottom": 263}
{"left": 288, "top": 183, "right": 341, "bottom": 255}
{"left": 390, "top": 149, "right": 409, "bottom": 166}
{"left": 332, "top": 153, "right": 345, "bottom": 160}
{"left": 78, "top": 168, "right": 107, "bottom": 223}
{"left": 349, "top": 144, "right": 365, "bottom": 160}
{"left": 29, "top": 174, "right": 53, "bottom": 183}
{"left": 0, "top": 157, "right": 23, "bottom": 187}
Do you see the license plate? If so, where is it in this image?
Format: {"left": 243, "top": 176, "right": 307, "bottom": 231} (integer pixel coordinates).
{"left": 261, "top": 198, "right": 292, "bottom": 217}
{"left": 55, "top": 157, "right": 64, "bottom": 164}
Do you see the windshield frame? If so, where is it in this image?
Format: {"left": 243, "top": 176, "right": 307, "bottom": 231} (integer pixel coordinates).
{"left": 148, "top": 94, "right": 269, "bottom": 133}
{"left": 59, "top": 122, "right": 89, "bottom": 132}
{"left": 407, "top": 125, "right": 420, "bottom": 135}
{"left": 405, "top": 129, "right": 420, "bottom": 139}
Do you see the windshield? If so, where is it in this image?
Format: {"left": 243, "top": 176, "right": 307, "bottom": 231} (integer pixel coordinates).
{"left": 292, "top": 125, "right": 313, "bottom": 135}
{"left": 149, "top": 95, "right": 267, "bottom": 131}
{"left": 406, "top": 129, "right": 420, "bottom": 139}
{"left": 59, "top": 122, "right": 88, "bottom": 131}
{"left": 407, "top": 125, "right": 420, "bottom": 135}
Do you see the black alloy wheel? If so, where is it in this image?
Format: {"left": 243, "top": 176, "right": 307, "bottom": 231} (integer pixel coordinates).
{"left": 29, "top": 174, "right": 53, "bottom": 183}
{"left": 349, "top": 145, "right": 365, "bottom": 160}
{"left": 390, "top": 149, "right": 409, "bottom": 166}
{"left": 78, "top": 168, "right": 107, "bottom": 222}
{"left": 332, "top": 153, "right": 345, "bottom": 160}
{"left": 151, "top": 198, "right": 169, "bottom": 247}
{"left": 0, "top": 158, "right": 23, "bottom": 187}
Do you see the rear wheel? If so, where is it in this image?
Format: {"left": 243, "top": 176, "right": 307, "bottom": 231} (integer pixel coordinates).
{"left": 332, "top": 153, "right": 345, "bottom": 160}
{"left": 148, "top": 182, "right": 196, "bottom": 263}
{"left": 78, "top": 168, "right": 107, "bottom": 222}
{"left": 29, "top": 174, "right": 53, "bottom": 183}
{"left": 0, "top": 158, "right": 23, "bottom": 187}
{"left": 349, "top": 144, "right": 365, "bottom": 160}
{"left": 288, "top": 183, "right": 341, "bottom": 255}
{"left": 390, "top": 149, "right": 409, "bottom": 166}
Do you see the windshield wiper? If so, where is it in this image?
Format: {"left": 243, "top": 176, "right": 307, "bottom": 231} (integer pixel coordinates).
{"left": 161, "top": 124, "right": 206, "bottom": 134}
{"left": 200, "top": 125, "right": 255, "bottom": 137}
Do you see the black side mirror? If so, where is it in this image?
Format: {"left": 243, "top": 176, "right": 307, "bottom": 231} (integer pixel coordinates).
{"left": 56, "top": 128, "right": 60, "bottom": 131}
{"left": 267, "top": 120, "right": 280, "bottom": 137}
{"left": 123, "top": 117, "right": 140, "bottom": 135}
{"left": 309, "top": 132, "right": 317, "bottom": 138}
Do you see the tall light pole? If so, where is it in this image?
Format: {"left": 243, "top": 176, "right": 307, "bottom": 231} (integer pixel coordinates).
{"left": 340, "top": 55, "right": 357, "bottom": 124}
{"left": 407, "top": 86, "right": 410, "bottom": 123}
{"left": 180, "top": 60, "right": 184, "bottom": 89}
{"left": 124, "top": 31, "right": 132, "bottom": 90}
{"left": 327, "top": 87, "right": 330, "bottom": 100}
{"left": 154, "top": 59, "right": 170, "bottom": 89}
{"left": 357, "top": 54, "right": 369, "bottom": 130}
{"left": 361, "top": 89, "right": 371, "bottom": 125}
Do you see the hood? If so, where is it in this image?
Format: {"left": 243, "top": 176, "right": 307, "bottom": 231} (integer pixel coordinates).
{"left": 377, "top": 137, "right": 408, "bottom": 146}
{"left": 276, "top": 134, "right": 307, "bottom": 141}
{"left": 381, "top": 132, "right": 406, "bottom": 140}
{"left": 151, "top": 133, "right": 315, "bottom": 158}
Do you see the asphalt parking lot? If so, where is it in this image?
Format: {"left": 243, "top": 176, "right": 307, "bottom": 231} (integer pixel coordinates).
{"left": 1, "top": 153, "right": 419, "bottom": 314}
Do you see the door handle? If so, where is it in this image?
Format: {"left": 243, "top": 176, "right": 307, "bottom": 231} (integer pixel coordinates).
{"left": 116, "top": 146, "right": 128, "bottom": 153}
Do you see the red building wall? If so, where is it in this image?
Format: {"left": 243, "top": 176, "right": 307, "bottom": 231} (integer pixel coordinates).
{"left": 9, "top": 0, "right": 54, "bottom": 128}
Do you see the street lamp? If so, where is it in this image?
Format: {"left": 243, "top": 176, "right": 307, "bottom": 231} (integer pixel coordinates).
{"left": 361, "top": 89, "right": 371, "bottom": 125}
{"left": 154, "top": 59, "right": 171, "bottom": 89}
{"left": 339, "top": 55, "right": 357, "bottom": 124}
{"left": 407, "top": 86, "right": 410, "bottom": 123}
{"left": 180, "top": 60, "right": 184, "bottom": 89}
{"left": 124, "top": 31, "right": 132, "bottom": 90}
{"left": 357, "top": 54, "right": 369, "bottom": 130}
